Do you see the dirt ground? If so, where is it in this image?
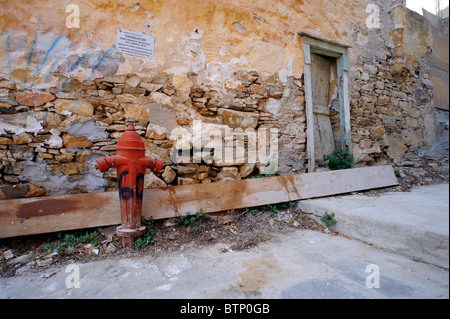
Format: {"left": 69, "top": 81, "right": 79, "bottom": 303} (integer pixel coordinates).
{"left": 357, "top": 155, "right": 449, "bottom": 195}
{"left": 0, "top": 205, "right": 327, "bottom": 278}
{"left": 1, "top": 155, "right": 448, "bottom": 279}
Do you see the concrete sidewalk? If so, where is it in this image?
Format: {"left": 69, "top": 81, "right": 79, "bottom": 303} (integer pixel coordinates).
{"left": 297, "top": 184, "right": 449, "bottom": 268}
{"left": 0, "top": 184, "right": 448, "bottom": 300}
{"left": 0, "top": 229, "right": 448, "bottom": 299}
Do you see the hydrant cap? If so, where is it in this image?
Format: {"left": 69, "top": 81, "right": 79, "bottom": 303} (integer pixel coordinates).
{"left": 116, "top": 124, "right": 146, "bottom": 151}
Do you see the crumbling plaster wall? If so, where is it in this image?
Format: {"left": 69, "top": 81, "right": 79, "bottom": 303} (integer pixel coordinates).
{"left": 349, "top": 1, "right": 447, "bottom": 164}
{"left": 0, "top": 0, "right": 370, "bottom": 82}
{"left": 0, "top": 0, "right": 444, "bottom": 199}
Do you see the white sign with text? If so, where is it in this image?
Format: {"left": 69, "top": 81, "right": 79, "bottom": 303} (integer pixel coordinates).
{"left": 116, "top": 28, "right": 154, "bottom": 59}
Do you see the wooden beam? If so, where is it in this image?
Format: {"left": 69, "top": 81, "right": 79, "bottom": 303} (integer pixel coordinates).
{"left": 303, "top": 63, "right": 315, "bottom": 172}
{"left": 342, "top": 70, "right": 351, "bottom": 151}
{"left": 0, "top": 191, "right": 121, "bottom": 239}
{"left": 299, "top": 32, "right": 352, "bottom": 49}
{"left": 0, "top": 166, "right": 398, "bottom": 239}
{"left": 313, "top": 104, "right": 331, "bottom": 115}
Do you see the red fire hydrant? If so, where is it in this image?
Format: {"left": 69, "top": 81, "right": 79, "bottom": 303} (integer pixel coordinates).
{"left": 95, "top": 124, "right": 163, "bottom": 248}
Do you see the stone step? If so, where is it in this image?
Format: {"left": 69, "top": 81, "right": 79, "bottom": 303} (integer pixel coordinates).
{"left": 297, "top": 184, "right": 449, "bottom": 268}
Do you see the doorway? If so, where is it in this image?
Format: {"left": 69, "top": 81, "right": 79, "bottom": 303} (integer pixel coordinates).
{"left": 301, "top": 32, "right": 351, "bottom": 172}
{"left": 310, "top": 53, "right": 340, "bottom": 163}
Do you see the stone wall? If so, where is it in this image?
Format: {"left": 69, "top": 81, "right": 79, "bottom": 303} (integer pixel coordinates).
{"left": 0, "top": 0, "right": 447, "bottom": 200}
{"left": 0, "top": 69, "right": 305, "bottom": 199}
{"left": 349, "top": 6, "right": 448, "bottom": 165}
{"left": 350, "top": 53, "right": 434, "bottom": 164}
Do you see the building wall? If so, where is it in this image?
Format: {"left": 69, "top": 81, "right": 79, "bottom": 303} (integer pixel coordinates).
{"left": 428, "top": 13, "right": 449, "bottom": 156}
{"left": 350, "top": 3, "right": 438, "bottom": 164}
{"left": 0, "top": 0, "right": 445, "bottom": 199}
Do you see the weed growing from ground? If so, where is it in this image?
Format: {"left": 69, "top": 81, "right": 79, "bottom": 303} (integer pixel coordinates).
{"left": 174, "top": 211, "right": 208, "bottom": 231}
{"left": 42, "top": 231, "right": 101, "bottom": 254}
{"left": 324, "top": 149, "right": 355, "bottom": 170}
{"left": 249, "top": 201, "right": 296, "bottom": 215}
{"left": 320, "top": 212, "right": 337, "bottom": 228}
{"left": 133, "top": 218, "right": 156, "bottom": 250}
{"left": 248, "top": 172, "right": 280, "bottom": 179}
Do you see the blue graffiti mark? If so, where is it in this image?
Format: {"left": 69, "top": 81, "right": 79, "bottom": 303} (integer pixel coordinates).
{"left": 87, "top": 44, "right": 114, "bottom": 80}
{"left": 67, "top": 44, "right": 94, "bottom": 76}
{"left": 43, "top": 52, "right": 67, "bottom": 83}
{"left": 6, "top": 30, "right": 12, "bottom": 80}
{"left": 24, "top": 23, "right": 40, "bottom": 84}
{"left": 33, "top": 34, "right": 64, "bottom": 78}
{"left": 60, "top": 44, "right": 95, "bottom": 90}
{"left": 27, "top": 81, "right": 35, "bottom": 89}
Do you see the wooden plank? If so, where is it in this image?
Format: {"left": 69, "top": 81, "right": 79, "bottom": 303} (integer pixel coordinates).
{"left": 311, "top": 53, "right": 331, "bottom": 107}
{"left": 342, "top": 71, "right": 351, "bottom": 151}
{"left": 311, "top": 53, "right": 335, "bottom": 163}
{"left": 0, "top": 166, "right": 398, "bottom": 239}
{"left": 313, "top": 104, "right": 331, "bottom": 115}
{"left": 0, "top": 191, "right": 121, "bottom": 239}
{"left": 310, "top": 46, "right": 342, "bottom": 58}
{"left": 299, "top": 32, "right": 352, "bottom": 49}
{"left": 145, "top": 166, "right": 398, "bottom": 220}
{"left": 300, "top": 32, "right": 351, "bottom": 54}
{"left": 303, "top": 63, "right": 315, "bottom": 172}
{"left": 303, "top": 43, "right": 311, "bottom": 64}
{"left": 313, "top": 113, "right": 335, "bottom": 162}
{"left": 302, "top": 41, "right": 314, "bottom": 171}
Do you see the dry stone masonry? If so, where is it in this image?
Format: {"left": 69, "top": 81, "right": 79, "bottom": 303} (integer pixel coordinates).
{"left": 0, "top": 70, "right": 304, "bottom": 198}
{"left": 0, "top": 0, "right": 448, "bottom": 199}
{"left": 350, "top": 55, "right": 435, "bottom": 164}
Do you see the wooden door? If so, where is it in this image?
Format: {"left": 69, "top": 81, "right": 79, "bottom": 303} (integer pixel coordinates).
{"left": 310, "top": 53, "right": 335, "bottom": 163}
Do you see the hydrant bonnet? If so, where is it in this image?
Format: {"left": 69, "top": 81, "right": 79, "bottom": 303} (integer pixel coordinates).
{"left": 117, "top": 124, "right": 146, "bottom": 152}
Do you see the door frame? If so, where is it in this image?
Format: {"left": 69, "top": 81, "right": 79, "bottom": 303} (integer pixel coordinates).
{"left": 300, "top": 32, "right": 351, "bottom": 172}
